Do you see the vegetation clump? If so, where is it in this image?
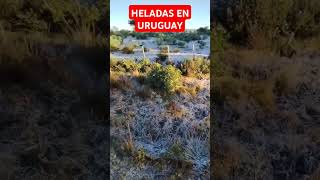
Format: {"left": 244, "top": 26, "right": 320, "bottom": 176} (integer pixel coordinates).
{"left": 214, "top": 0, "right": 320, "bottom": 55}
{"left": 157, "top": 46, "right": 169, "bottom": 62}
{"left": 110, "top": 35, "right": 122, "bottom": 51}
{"left": 147, "top": 64, "right": 182, "bottom": 94}
{"left": 179, "top": 57, "right": 210, "bottom": 77}
{"left": 121, "top": 44, "right": 135, "bottom": 54}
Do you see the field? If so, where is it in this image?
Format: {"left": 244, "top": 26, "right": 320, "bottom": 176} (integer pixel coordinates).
{"left": 110, "top": 29, "right": 211, "bottom": 179}
{"left": 0, "top": 0, "right": 109, "bottom": 179}
{"left": 1, "top": 0, "right": 319, "bottom": 179}
{"left": 212, "top": 0, "right": 320, "bottom": 179}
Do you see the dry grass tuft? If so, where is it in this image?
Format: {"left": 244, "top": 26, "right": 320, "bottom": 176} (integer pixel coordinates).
{"left": 135, "top": 85, "right": 152, "bottom": 99}
{"left": 166, "top": 101, "right": 185, "bottom": 118}
{"left": 110, "top": 72, "right": 133, "bottom": 90}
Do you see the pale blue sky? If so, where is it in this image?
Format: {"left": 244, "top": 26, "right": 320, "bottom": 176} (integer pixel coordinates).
{"left": 110, "top": 0, "right": 210, "bottom": 30}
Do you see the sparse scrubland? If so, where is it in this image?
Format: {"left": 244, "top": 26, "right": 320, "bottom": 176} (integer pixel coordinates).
{"left": 212, "top": 0, "right": 320, "bottom": 179}
{"left": 110, "top": 27, "right": 210, "bottom": 179}
{"left": 0, "top": 0, "right": 108, "bottom": 179}
{"left": 114, "top": 6, "right": 210, "bottom": 179}
{"left": 110, "top": 53, "right": 210, "bottom": 178}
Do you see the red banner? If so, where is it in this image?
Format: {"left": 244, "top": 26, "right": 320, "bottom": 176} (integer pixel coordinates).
{"left": 129, "top": 5, "right": 191, "bottom": 32}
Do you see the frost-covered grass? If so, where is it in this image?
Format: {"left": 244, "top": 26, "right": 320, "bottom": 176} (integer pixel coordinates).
{"left": 110, "top": 57, "right": 210, "bottom": 178}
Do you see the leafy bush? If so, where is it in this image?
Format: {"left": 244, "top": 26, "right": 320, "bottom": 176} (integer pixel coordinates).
{"left": 121, "top": 43, "right": 139, "bottom": 54}
{"left": 110, "top": 35, "right": 122, "bottom": 51}
{"left": 179, "top": 57, "right": 210, "bottom": 77}
{"left": 111, "top": 57, "right": 157, "bottom": 75}
{"left": 121, "top": 59, "right": 140, "bottom": 72}
{"left": 110, "top": 58, "right": 140, "bottom": 73}
{"left": 147, "top": 64, "right": 182, "bottom": 94}
{"left": 139, "top": 58, "right": 152, "bottom": 73}
{"left": 121, "top": 44, "right": 135, "bottom": 54}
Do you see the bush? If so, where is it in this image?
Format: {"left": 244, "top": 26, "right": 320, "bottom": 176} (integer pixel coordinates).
{"left": 179, "top": 57, "right": 210, "bottom": 77}
{"left": 121, "top": 59, "right": 140, "bottom": 72}
{"left": 157, "top": 53, "right": 168, "bottom": 62}
{"left": 147, "top": 64, "right": 182, "bottom": 94}
{"left": 215, "top": 0, "right": 320, "bottom": 52}
{"left": 139, "top": 58, "right": 152, "bottom": 73}
{"left": 197, "top": 27, "right": 210, "bottom": 37}
{"left": 121, "top": 44, "right": 135, "bottom": 54}
{"left": 0, "top": 0, "right": 108, "bottom": 47}
{"left": 157, "top": 46, "right": 169, "bottom": 62}
{"left": 111, "top": 57, "right": 157, "bottom": 75}
{"left": 110, "top": 57, "right": 124, "bottom": 72}
{"left": 110, "top": 35, "right": 122, "bottom": 51}
{"left": 0, "top": 0, "right": 104, "bottom": 32}
{"left": 110, "top": 58, "right": 140, "bottom": 73}
{"left": 110, "top": 71, "right": 133, "bottom": 90}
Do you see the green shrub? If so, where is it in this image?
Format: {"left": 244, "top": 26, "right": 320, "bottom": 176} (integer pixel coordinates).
{"left": 121, "top": 44, "right": 135, "bottom": 54}
{"left": 157, "top": 53, "right": 168, "bottom": 62}
{"left": 110, "top": 57, "right": 123, "bottom": 72}
{"left": 179, "top": 57, "right": 210, "bottom": 77}
{"left": 110, "top": 35, "right": 122, "bottom": 51}
{"left": 122, "top": 44, "right": 139, "bottom": 54}
{"left": 110, "top": 57, "right": 140, "bottom": 73}
{"left": 139, "top": 58, "right": 152, "bottom": 73}
{"left": 121, "top": 59, "right": 140, "bottom": 72}
{"left": 147, "top": 64, "right": 182, "bottom": 94}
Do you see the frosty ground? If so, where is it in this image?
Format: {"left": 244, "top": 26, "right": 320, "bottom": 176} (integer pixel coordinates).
{"left": 110, "top": 76, "right": 210, "bottom": 179}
